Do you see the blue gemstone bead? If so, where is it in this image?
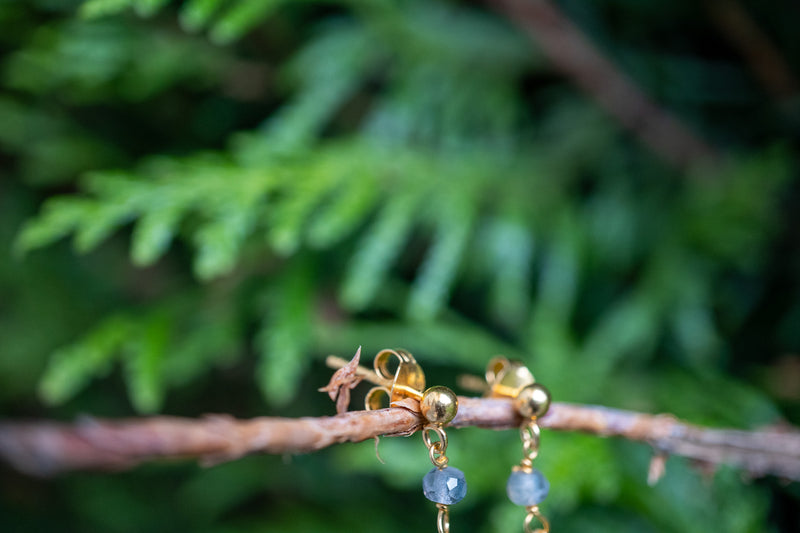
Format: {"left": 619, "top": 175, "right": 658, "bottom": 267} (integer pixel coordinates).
{"left": 506, "top": 469, "right": 549, "bottom": 506}
{"left": 422, "top": 466, "right": 467, "bottom": 505}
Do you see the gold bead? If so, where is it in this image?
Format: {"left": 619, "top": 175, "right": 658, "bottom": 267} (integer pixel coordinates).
{"left": 514, "top": 383, "right": 551, "bottom": 419}
{"left": 420, "top": 386, "right": 458, "bottom": 425}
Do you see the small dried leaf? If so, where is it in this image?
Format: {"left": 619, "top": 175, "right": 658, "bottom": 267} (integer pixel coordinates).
{"left": 318, "top": 346, "right": 364, "bottom": 414}
{"left": 384, "top": 397, "right": 422, "bottom": 437}
{"left": 390, "top": 397, "right": 420, "bottom": 413}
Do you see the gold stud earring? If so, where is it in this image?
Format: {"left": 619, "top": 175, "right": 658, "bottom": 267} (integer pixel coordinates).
{"left": 364, "top": 349, "right": 467, "bottom": 533}
{"left": 486, "top": 357, "right": 551, "bottom": 533}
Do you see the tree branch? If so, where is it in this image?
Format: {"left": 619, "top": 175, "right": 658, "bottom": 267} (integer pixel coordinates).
{"left": 707, "top": 0, "right": 798, "bottom": 103}
{"left": 1, "top": 398, "right": 798, "bottom": 481}
{"left": 489, "top": 0, "right": 717, "bottom": 168}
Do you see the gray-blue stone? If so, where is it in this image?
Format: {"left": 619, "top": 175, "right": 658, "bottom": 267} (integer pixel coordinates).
{"left": 422, "top": 466, "right": 467, "bottom": 505}
{"left": 506, "top": 469, "right": 549, "bottom": 506}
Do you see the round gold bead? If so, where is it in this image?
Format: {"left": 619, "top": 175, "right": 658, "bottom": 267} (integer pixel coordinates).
{"left": 420, "top": 386, "right": 458, "bottom": 425}
{"left": 514, "top": 383, "right": 551, "bottom": 419}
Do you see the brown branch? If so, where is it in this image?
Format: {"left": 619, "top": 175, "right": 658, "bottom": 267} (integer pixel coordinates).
{"left": 2, "top": 399, "right": 799, "bottom": 481}
{"left": 490, "top": 0, "right": 718, "bottom": 168}
{"left": 707, "top": 0, "right": 798, "bottom": 103}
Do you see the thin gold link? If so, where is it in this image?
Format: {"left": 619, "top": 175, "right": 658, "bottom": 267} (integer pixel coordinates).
{"left": 422, "top": 426, "right": 448, "bottom": 453}
{"left": 436, "top": 504, "right": 450, "bottom": 533}
{"left": 423, "top": 425, "right": 449, "bottom": 468}
{"left": 520, "top": 420, "right": 540, "bottom": 455}
{"left": 523, "top": 505, "right": 549, "bottom": 533}
{"left": 428, "top": 443, "right": 449, "bottom": 467}
{"left": 519, "top": 419, "right": 540, "bottom": 470}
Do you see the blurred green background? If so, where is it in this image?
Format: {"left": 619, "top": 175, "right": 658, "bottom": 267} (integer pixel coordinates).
{"left": 1, "top": 0, "right": 799, "bottom": 531}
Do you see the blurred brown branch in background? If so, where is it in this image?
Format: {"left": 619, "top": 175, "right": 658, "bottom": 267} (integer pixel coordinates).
{"left": 2, "top": 398, "right": 798, "bottom": 481}
{"left": 491, "top": 0, "right": 717, "bottom": 168}
{"left": 707, "top": 0, "right": 798, "bottom": 103}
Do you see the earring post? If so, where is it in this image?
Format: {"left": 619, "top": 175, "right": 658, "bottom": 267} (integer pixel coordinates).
{"left": 325, "top": 355, "right": 389, "bottom": 387}
{"left": 456, "top": 374, "right": 488, "bottom": 394}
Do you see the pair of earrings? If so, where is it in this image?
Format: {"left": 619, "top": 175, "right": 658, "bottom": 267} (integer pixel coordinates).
{"left": 333, "top": 349, "right": 552, "bottom": 533}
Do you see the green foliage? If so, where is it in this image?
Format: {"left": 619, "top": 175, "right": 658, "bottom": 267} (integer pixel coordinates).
{"left": 5, "top": 17, "right": 226, "bottom": 102}
{"left": 123, "top": 311, "right": 170, "bottom": 413}
{"left": 38, "top": 314, "right": 134, "bottom": 406}
{"left": 255, "top": 261, "right": 316, "bottom": 405}
{"left": 0, "top": 97, "right": 122, "bottom": 184}
{"left": 2, "top": 0, "right": 799, "bottom": 532}
{"left": 81, "top": 0, "right": 291, "bottom": 44}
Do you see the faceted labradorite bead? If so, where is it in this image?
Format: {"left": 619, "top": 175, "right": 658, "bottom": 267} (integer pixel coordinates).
{"left": 422, "top": 466, "right": 467, "bottom": 505}
{"left": 506, "top": 469, "right": 549, "bottom": 506}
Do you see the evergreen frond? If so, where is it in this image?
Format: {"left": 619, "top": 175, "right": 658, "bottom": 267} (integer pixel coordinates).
{"left": 83, "top": 0, "right": 296, "bottom": 43}
{"left": 266, "top": 163, "right": 343, "bottom": 256}
{"left": 255, "top": 261, "right": 315, "bottom": 405}
{"left": 340, "top": 189, "right": 421, "bottom": 311}
{"left": 264, "top": 21, "right": 380, "bottom": 151}
{"left": 482, "top": 216, "right": 534, "bottom": 331}
{"left": 134, "top": 0, "right": 170, "bottom": 17}
{"left": 193, "top": 201, "right": 259, "bottom": 280}
{"left": 207, "top": 0, "right": 285, "bottom": 45}
{"left": 123, "top": 312, "right": 170, "bottom": 413}
{"left": 407, "top": 180, "right": 477, "bottom": 320}
{"left": 80, "top": 0, "right": 133, "bottom": 18}
{"left": 163, "top": 308, "right": 241, "bottom": 386}
{"left": 6, "top": 17, "right": 228, "bottom": 102}
{"left": 179, "top": 0, "right": 225, "bottom": 32}
{"left": 16, "top": 197, "right": 96, "bottom": 255}
{"left": 306, "top": 169, "right": 378, "bottom": 248}
{"left": 38, "top": 315, "right": 134, "bottom": 405}
{"left": 130, "top": 206, "right": 181, "bottom": 266}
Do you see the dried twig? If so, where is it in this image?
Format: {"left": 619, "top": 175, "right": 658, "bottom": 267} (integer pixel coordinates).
{"left": 1, "top": 399, "right": 798, "bottom": 480}
{"left": 490, "top": 0, "right": 717, "bottom": 168}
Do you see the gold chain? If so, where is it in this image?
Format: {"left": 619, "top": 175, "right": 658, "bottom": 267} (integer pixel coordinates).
{"left": 519, "top": 419, "right": 540, "bottom": 470}
{"left": 423, "top": 425, "right": 449, "bottom": 468}
{"left": 523, "top": 505, "right": 549, "bottom": 533}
